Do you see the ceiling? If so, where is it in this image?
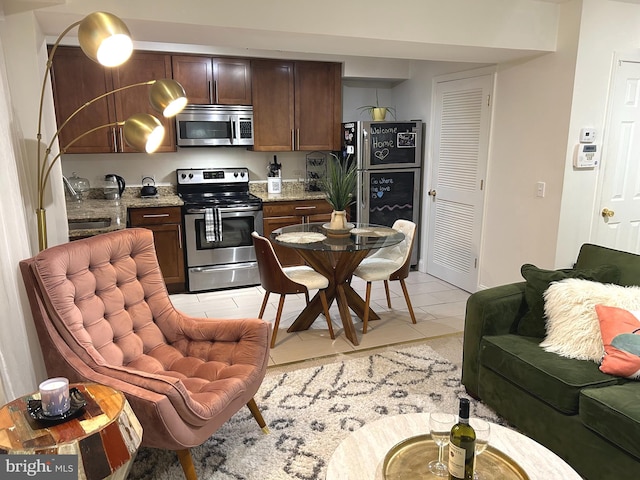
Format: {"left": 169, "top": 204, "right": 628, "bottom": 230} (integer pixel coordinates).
{"left": 3, "top": 0, "right": 615, "bottom": 66}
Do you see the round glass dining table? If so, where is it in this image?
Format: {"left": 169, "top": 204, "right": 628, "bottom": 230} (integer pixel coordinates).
{"left": 271, "top": 222, "right": 404, "bottom": 346}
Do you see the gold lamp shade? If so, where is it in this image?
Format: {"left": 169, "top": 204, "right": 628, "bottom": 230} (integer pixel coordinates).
{"left": 123, "top": 113, "right": 165, "bottom": 153}
{"left": 149, "top": 79, "right": 188, "bottom": 118}
{"left": 78, "top": 12, "right": 133, "bottom": 67}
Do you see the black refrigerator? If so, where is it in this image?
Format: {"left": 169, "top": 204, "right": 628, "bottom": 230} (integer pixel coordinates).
{"left": 341, "top": 120, "right": 423, "bottom": 266}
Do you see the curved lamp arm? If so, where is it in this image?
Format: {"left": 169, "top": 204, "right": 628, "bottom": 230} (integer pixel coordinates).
{"left": 45, "top": 81, "right": 154, "bottom": 153}
{"left": 39, "top": 113, "right": 164, "bottom": 209}
{"left": 34, "top": 11, "right": 133, "bottom": 251}
{"left": 38, "top": 80, "right": 153, "bottom": 196}
{"left": 33, "top": 12, "right": 185, "bottom": 251}
{"left": 36, "top": 20, "right": 83, "bottom": 202}
{"left": 39, "top": 121, "right": 122, "bottom": 208}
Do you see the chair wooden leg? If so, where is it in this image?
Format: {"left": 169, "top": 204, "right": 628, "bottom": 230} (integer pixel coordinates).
{"left": 304, "top": 290, "right": 310, "bottom": 304}
{"left": 384, "top": 280, "right": 392, "bottom": 308}
{"left": 258, "top": 291, "right": 270, "bottom": 318}
{"left": 270, "top": 294, "right": 286, "bottom": 348}
{"left": 399, "top": 279, "right": 417, "bottom": 324}
{"left": 319, "top": 290, "right": 335, "bottom": 339}
{"left": 247, "top": 397, "right": 270, "bottom": 434}
{"left": 176, "top": 449, "right": 198, "bottom": 480}
{"left": 363, "top": 282, "right": 372, "bottom": 334}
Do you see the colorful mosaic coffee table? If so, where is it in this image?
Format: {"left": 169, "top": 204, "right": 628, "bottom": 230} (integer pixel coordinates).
{"left": 0, "top": 383, "right": 142, "bottom": 480}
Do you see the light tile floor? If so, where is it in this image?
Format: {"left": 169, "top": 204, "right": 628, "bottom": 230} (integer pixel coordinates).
{"left": 169, "top": 271, "right": 469, "bottom": 367}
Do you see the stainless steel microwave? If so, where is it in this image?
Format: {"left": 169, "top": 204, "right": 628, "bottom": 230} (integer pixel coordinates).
{"left": 176, "top": 105, "right": 254, "bottom": 147}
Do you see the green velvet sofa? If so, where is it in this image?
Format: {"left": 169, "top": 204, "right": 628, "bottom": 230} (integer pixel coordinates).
{"left": 462, "top": 243, "right": 640, "bottom": 480}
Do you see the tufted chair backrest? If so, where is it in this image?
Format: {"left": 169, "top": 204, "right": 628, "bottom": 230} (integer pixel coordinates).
{"left": 28, "top": 228, "right": 176, "bottom": 369}
{"left": 369, "top": 219, "right": 416, "bottom": 266}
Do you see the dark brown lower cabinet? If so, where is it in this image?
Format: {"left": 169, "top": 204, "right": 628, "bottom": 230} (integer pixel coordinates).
{"left": 128, "top": 206, "right": 185, "bottom": 293}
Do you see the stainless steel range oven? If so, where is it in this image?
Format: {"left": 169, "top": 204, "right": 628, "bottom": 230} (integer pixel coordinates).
{"left": 177, "top": 168, "right": 263, "bottom": 292}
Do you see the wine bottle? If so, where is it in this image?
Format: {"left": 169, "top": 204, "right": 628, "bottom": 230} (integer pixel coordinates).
{"left": 448, "top": 397, "right": 476, "bottom": 480}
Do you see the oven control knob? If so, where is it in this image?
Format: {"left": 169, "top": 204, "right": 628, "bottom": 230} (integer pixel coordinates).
{"left": 181, "top": 173, "right": 186, "bottom": 179}
{"left": 234, "top": 171, "right": 238, "bottom": 177}
{"left": 240, "top": 171, "right": 245, "bottom": 177}
{"left": 188, "top": 173, "right": 194, "bottom": 179}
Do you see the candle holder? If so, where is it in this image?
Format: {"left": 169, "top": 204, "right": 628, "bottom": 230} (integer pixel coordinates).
{"left": 39, "top": 377, "right": 70, "bottom": 416}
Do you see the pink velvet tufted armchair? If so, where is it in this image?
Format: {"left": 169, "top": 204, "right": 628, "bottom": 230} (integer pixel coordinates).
{"left": 19, "top": 228, "right": 271, "bottom": 480}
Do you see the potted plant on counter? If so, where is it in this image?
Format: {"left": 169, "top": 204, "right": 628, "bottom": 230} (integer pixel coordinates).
{"left": 322, "top": 153, "right": 357, "bottom": 237}
{"left": 357, "top": 89, "right": 396, "bottom": 121}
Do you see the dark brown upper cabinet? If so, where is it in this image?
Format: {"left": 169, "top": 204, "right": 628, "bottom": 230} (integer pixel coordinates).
{"left": 50, "top": 46, "right": 176, "bottom": 153}
{"left": 171, "top": 55, "right": 252, "bottom": 105}
{"left": 251, "top": 59, "right": 341, "bottom": 152}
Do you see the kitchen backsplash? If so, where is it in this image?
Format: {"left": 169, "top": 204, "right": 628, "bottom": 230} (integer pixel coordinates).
{"left": 75, "top": 181, "right": 313, "bottom": 201}
{"left": 61, "top": 149, "right": 312, "bottom": 189}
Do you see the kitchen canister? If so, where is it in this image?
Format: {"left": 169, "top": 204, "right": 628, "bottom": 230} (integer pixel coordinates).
{"left": 267, "top": 176, "right": 282, "bottom": 194}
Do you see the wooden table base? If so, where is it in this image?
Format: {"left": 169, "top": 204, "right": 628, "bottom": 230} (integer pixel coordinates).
{"left": 287, "top": 249, "right": 377, "bottom": 346}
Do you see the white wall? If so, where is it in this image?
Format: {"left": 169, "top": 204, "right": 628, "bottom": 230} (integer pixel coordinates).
{"left": 62, "top": 149, "right": 310, "bottom": 189}
{"left": 1, "top": 10, "right": 68, "bottom": 250}
{"left": 478, "top": 0, "right": 582, "bottom": 287}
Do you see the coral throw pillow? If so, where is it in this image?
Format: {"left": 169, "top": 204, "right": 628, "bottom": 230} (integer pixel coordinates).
{"left": 595, "top": 304, "right": 640, "bottom": 379}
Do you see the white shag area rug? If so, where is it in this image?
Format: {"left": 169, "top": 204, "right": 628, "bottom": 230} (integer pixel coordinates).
{"left": 128, "top": 344, "right": 501, "bottom": 480}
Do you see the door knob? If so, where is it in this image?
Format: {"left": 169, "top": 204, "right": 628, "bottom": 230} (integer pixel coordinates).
{"left": 601, "top": 208, "right": 615, "bottom": 218}
{"left": 428, "top": 189, "right": 437, "bottom": 197}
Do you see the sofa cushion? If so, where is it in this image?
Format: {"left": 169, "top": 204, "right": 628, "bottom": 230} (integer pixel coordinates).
{"left": 596, "top": 305, "right": 640, "bottom": 379}
{"left": 517, "top": 263, "right": 620, "bottom": 338}
{"left": 580, "top": 383, "right": 640, "bottom": 460}
{"left": 480, "top": 334, "right": 622, "bottom": 414}
{"left": 540, "top": 280, "right": 640, "bottom": 362}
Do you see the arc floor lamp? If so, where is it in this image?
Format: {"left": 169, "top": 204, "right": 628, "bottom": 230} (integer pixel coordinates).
{"left": 36, "top": 11, "right": 187, "bottom": 251}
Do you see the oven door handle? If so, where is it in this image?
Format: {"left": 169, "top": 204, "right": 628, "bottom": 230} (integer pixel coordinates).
{"left": 185, "top": 206, "right": 261, "bottom": 214}
{"left": 191, "top": 263, "right": 257, "bottom": 273}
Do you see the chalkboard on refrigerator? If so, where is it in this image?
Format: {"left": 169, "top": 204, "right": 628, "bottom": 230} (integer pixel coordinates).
{"left": 368, "top": 122, "right": 419, "bottom": 166}
{"left": 368, "top": 170, "right": 416, "bottom": 226}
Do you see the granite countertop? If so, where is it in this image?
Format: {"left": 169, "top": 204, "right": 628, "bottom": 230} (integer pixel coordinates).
{"left": 66, "top": 186, "right": 183, "bottom": 239}
{"left": 67, "top": 182, "right": 328, "bottom": 239}
{"left": 250, "top": 180, "right": 328, "bottom": 203}
{"left": 253, "top": 191, "right": 328, "bottom": 202}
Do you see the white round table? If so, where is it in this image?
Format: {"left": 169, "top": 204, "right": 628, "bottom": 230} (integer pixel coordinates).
{"left": 326, "top": 412, "right": 582, "bottom": 480}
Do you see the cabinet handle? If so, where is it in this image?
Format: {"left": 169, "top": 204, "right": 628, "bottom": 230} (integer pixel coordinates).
{"left": 214, "top": 80, "right": 218, "bottom": 103}
{"left": 208, "top": 80, "right": 213, "bottom": 104}
{"left": 291, "top": 129, "right": 295, "bottom": 150}
{"left": 178, "top": 224, "right": 182, "bottom": 249}
{"left": 296, "top": 129, "right": 300, "bottom": 150}
{"left": 142, "top": 213, "right": 170, "bottom": 218}
{"left": 295, "top": 206, "right": 317, "bottom": 210}
{"left": 118, "top": 127, "right": 124, "bottom": 153}
{"left": 111, "top": 127, "right": 118, "bottom": 153}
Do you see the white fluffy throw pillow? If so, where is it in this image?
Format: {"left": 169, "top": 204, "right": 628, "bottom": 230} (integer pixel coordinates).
{"left": 540, "top": 278, "right": 640, "bottom": 362}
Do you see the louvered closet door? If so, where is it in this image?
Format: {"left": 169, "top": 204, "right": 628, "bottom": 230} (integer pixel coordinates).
{"left": 427, "top": 74, "right": 493, "bottom": 292}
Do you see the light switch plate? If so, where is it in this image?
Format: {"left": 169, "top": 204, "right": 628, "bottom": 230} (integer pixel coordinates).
{"left": 580, "top": 128, "right": 596, "bottom": 143}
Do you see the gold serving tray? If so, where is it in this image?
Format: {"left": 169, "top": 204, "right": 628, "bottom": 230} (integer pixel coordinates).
{"left": 383, "top": 434, "right": 530, "bottom": 479}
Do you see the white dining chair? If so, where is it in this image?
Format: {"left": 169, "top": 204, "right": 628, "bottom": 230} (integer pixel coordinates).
{"left": 352, "top": 219, "right": 417, "bottom": 333}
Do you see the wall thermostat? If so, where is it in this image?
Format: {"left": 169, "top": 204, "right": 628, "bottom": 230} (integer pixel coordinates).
{"left": 574, "top": 143, "right": 599, "bottom": 168}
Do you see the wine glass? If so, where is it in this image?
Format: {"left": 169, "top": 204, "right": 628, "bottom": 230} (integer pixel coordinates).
{"left": 470, "top": 418, "right": 491, "bottom": 480}
{"left": 428, "top": 412, "right": 456, "bottom": 476}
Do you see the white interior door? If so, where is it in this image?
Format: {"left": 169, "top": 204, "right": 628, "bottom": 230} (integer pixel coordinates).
{"left": 594, "top": 59, "right": 640, "bottom": 252}
{"left": 426, "top": 73, "right": 493, "bottom": 292}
